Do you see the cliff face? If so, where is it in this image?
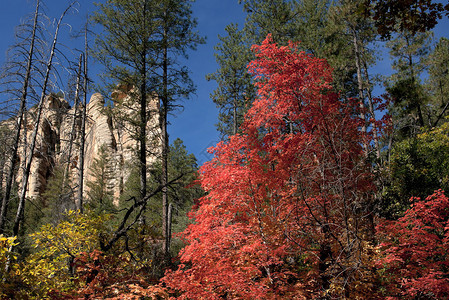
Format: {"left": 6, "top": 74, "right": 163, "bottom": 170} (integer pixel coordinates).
{"left": 10, "top": 91, "right": 160, "bottom": 206}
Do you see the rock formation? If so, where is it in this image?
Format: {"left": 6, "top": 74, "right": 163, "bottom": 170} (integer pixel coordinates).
{"left": 2, "top": 91, "right": 160, "bottom": 207}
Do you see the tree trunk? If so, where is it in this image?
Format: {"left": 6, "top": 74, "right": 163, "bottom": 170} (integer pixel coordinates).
{"left": 167, "top": 202, "right": 173, "bottom": 251}
{"left": 139, "top": 0, "right": 148, "bottom": 203}
{"left": 352, "top": 28, "right": 368, "bottom": 157}
{"left": 233, "top": 99, "right": 237, "bottom": 136}
{"left": 0, "top": 0, "right": 39, "bottom": 234}
{"left": 13, "top": 3, "right": 73, "bottom": 236}
{"left": 162, "top": 12, "right": 170, "bottom": 262}
{"left": 63, "top": 54, "right": 82, "bottom": 196}
{"left": 77, "top": 23, "right": 89, "bottom": 214}
{"left": 362, "top": 61, "right": 381, "bottom": 161}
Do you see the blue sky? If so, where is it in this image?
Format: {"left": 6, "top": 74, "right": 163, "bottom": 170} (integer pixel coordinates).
{"left": 0, "top": 0, "right": 246, "bottom": 165}
{"left": 1, "top": 1, "right": 448, "bottom": 165}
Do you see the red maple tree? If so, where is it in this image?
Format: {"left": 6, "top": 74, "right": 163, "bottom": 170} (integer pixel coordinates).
{"left": 163, "top": 35, "right": 378, "bottom": 299}
{"left": 376, "top": 190, "right": 449, "bottom": 299}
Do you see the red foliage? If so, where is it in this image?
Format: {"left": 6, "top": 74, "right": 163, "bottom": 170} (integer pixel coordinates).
{"left": 162, "top": 35, "right": 378, "bottom": 299}
{"left": 48, "top": 250, "right": 167, "bottom": 299}
{"left": 377, "top": 190, "right": 449, "bottom": 299}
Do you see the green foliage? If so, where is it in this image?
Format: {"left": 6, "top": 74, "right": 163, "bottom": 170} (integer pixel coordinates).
{"left": 240, "top": 0, "right": 298, "bottom": 45}
{"left": 387, "top": 77, "right": 429, "bottom": 138}
{"left": 39, "top": 165, "right": 74, "bottom": 225}
{"left": 86, "top": 144, "right": 115, "bottom": 216}
{"left": 206, "top": 24, "right": 255, "bottom": 138}
{"left": 381, "top": 121, "right": 449, "bottom": 218}
{"left": 98, "top": 138, "right": 202, "bottom": 278}
{"left": 167, "top": 138, "right": 203, "bottom": 237}
{"left": 137, "top": 138, "right": 202, "bottom": 247}
{"left": 92, "top": 0, "right": 155, "bottom": 93}
{"left": 386, "top": 30, "right": 433, "bottom": 133}
{"left": 388, "top": 31, "right": 432, "bottom": 79}
{"left": 425, "top": 37, "right": 449, "bottom": 127}
{"left": 326, "top": 0, "right": 378, "bottom": 98}
{"left": 92, "top": 0, "right": 205, "bottom": 110}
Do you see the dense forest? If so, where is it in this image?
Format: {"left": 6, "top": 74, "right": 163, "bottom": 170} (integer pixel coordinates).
{"left": 1, "top": 0, "right": 449, "bottom": 299}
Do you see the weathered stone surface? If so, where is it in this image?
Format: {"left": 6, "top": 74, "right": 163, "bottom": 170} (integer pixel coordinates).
{"left": 5, "top": 91, "right": 160, "bottom": 206}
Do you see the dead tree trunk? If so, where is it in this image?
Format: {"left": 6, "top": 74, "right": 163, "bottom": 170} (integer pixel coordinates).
{"left": 77, "top": 21, "right": 89, "bottom": 214}
{"left": 0, "top": 0, "right": 40, "bottom": 234}
{"left": 362, "top": 61, "right": 381, "bottom": 161}
{"left": 64, "top": 54, "right": 83, "bottom": 181}
{"left": 13, "top": 3, "right": 75, "bottom": 236}
{"left": 352, "top": 27, "right": 369, "bottom": 157}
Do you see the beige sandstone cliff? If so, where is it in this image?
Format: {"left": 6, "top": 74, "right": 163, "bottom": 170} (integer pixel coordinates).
{"left": 7, "top": 91, "right": 160, "bottom": 206}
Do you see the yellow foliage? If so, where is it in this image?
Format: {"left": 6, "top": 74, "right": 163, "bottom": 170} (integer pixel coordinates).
{"left": 0, "top": 235, "right": 19, "bottom": 298}
{"left": 13, "top": 210, "right": 110, "bottom": 299}
{"left": 0, "top": 234, "right": 17, "bottom": 271}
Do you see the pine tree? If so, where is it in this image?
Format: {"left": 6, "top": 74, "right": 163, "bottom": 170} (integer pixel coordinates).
{"left": 150, "top": 0, "right": 204, "bottom": 261}
{"left": 208, "top": 0, "right": 302, "bottom": 139}
{"left": 166, "top": 138, "right": 202, "bottom": 242}
{"left": 332, "top": 0, "right": 381, "bottom": 158}
{"left": 86, "top": 145, "right": 115, "bottom": 215}
{"left": 387, "top": 30, "right": 433, "bottom": 138}
{"left": 93, "top": 0, "right": 204, "bottom": 262}
{"left": 240, "top": 0, "right": 297, "bottom": 45}
{"left": 426, "top": 37, "right": 449, "bottom": 127}
{"left": 92, "top": 0, "right": 157, "bottom": 206}
{"left": 206, "top": 24, "right": 255, "bottom": 137}
{"left": 40, "top": 165, "right": 74, "bottom": 225}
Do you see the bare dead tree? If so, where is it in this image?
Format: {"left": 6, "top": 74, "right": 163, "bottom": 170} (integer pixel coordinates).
{"left": 0, "top": 0, "right": 41, "bottom": 234}
{"left": 12, "top": 2, "right": 78, "bottom": 237}
{"left": 63, "top": 54, "right": 83, "bottom": 184}
{"left": 77, "top": 20, "right": 89, "bottom": 214}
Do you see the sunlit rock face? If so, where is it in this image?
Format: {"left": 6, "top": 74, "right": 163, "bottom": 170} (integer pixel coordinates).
{"left": 8, "top": 91, "right": 160, "bottom": 207}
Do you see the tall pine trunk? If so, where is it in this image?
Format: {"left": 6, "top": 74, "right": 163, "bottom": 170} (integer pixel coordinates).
{"left": 162, "top": 12, "right": 170, "bottom": 261}
{"left": 139, "top": 0, "right": 148, "bottom": 204}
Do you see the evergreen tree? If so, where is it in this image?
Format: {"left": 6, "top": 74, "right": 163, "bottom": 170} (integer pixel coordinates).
{"left": 293, "top": 0, "right": 332, "bottom": 56}
{"left": 387, "top": 30, "right": 433, "bottom": 138}
{"left": 166, "top": 138, "right": 202, "bottom": 239}
{"left": 150, "top": 0, "right": 204, "bottom": 261}
{"left": 206, "top": 0, "right": 302, "bottom": 140}
{"left": 92, "top": 0, "right": 158, "bottom": 206}
{"left": 426, "top": 37, "right": 449, "bottom": 127}
{"left": 93, "top": 0, "right": 204, "bottom": 262}
{"left": 380, "top": 121, "right": 449, "bottom": 219}
{"left": 86, "top": 145, "right": 115, "bottom": 216}
{"left": 40, "top": 165, "right": 74, "bottom": 225}
{"left": 330, "top": 0, "right": 381, "bottom": 158}
{"left": 206, "top": 24, "right": 255, "bottom": 137}
{"left": 240, "top": 0, "right": 297, "bottom": 45}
